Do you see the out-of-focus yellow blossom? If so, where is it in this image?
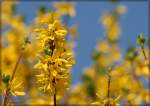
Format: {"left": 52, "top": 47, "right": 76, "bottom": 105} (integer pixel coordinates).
{"left": 100, "top": 5, "right": 126, "bottom": 41}
{"left": 83, "top": 67, "right": 96, "bottom": 80}
{"left": 54, "top": 2, "right": 76, "bottom": 17}
{"left": 106, "top": 23, "right": 121, "bottom": 41}
{"left": 95, "top": 76, "right": 108, "bottom": 97}
{"left": 115, "top": 5, "right": 127, "bottom": 15}
{"left": 1, "top": 1, "right": 16, "bottom": 25}
{"left": 2, "top": 47, "right": 17, "bottom": 75}
{"left": 135, "top": 60, "right": 149, "bottom": 77}
{"left": 34, "top": 12, "right": 75, "bottom": 98}
{"left": 101, "top": 13, "right": 115, "bottom": 28}
{"left": 35, "top": 12, "right": 60, "bottom": 25}
{"left": 96, "top": 40, "right": 110, "bottom": 53}
{"left": 126, "top": 93, "right": 143, "bottom": 104}
{"left": 93, "top": 94, "right": 121, "bottom": 106}
{"left": 27, "top": 88, "right": 53, "bottom": 105}
{"left": 110, "top": 45, "right": 122, "bottom": 61}
{"left": 97, "top": 55, "right": 112, "bottom": 67}
{"left": 53, "top": 2, "right": 78, "bottom": 40}
{"left": 9, "top": 79, "right": 25, "bottom": 96}
{"left": 68, "top": 25, "right": 78, "bottom": 39}
{"left": 126, "top": 88, "right": 150, "bottom": 104}
{"left": 2, "top": 76, "right": 25, "bottom": 97}
{"left": 141, "top": 89, "right": 150, "bottom": 104}
{"left": 68, "top": 84, "right": 91, "bottom": 105}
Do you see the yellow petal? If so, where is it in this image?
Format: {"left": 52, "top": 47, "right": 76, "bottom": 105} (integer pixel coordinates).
{"left": 55, "top": 29, "right": 67, "bottom": 37}
{"left": 12, "top": 91, "right": 25, "bottom": 96}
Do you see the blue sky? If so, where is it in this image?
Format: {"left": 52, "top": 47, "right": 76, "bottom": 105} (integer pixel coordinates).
{"left": 14, "top": 1, "right": 149, "bottom": 85}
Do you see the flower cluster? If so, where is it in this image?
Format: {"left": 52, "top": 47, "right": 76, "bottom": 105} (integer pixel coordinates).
{"left": 101, "top": 4, "right": 126, "bottom": 42}
{"left": 34, "top": 12, "right": 75, "bottom": 97}
{"left": 1, "top": 1, "right": 149, "bottom": 106}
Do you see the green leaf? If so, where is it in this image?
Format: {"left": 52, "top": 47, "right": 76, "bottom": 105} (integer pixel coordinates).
{"left": 136, "top": 33, "right": 145, "bottom": 46}
{"left": 12, "top": 4, "right": 16, "bottom": 15}
{"left": 2, "top": 74, "right": 10, "bottom": 84}
{"left": 96, "top": 66, "right": 107, "bottom": 75}
{"left": 24, "top": 37, "right": 31, "bottom": 44}
{"left": 39, "top": 6, "right": 46, "bottom": 14}
{"left": 44, "top": 48, "right": 52, "bottom": 56}
{"left": 86, "top": 82, "right": 96, "bottom": 97}
{"left": 125, "top": 47, "right": 138, "bottom": 61}
{"left": 82, "top": 74, "right": 92, "bottom": 83}
{"left": 110, "top": 0, "right": 118, "bottom": 4}
{"left": 92, "top": 51, "right": 101, "bottom": 61}
{"left": 20, "top": 15, "right": 26, "bottom": 22}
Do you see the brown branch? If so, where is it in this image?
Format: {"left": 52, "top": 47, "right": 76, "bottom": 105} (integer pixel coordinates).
{"left": 53, "top": 77, "right": 57, "bottom": 106}
{"left": 141, "top": 46, "right": 147, "bottom": 60}
{"left": 54, "top": 89, "right": 57, "bottom": 106}
{"left": 3, "top": 48, "right": 24, "bottom": 106}
{"left": 3, "top": 89, "right": 9, "bottom": 106}
{"left": 107, "top": 74, "right": 111, "bottom": 99}
{"left": 107, "top": 73, "right": 111, "bottom": 106}
{"left": 10, "top": 49, "right": 24, "bottom": 82}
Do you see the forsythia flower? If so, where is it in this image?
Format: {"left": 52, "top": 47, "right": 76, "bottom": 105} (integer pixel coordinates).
{"left": 100, "top": 5, "right": 126, "bottom": 41}
{"left": 92, "top": 94, "right": 121, "bottom": 106}
{"left": 53, "top": 2, "right": 76, "bottom": 17}
{"left": 2, "top": 75, "right": 25, "bottom": 96}
{"left": 34, "top": 12, "right": 75, "bottom": 96}
{"left": 115, "top": 5, "right": 127, "bottom": 15}
{"left": 9, "top": 79, "right": 25, "bottom": 96}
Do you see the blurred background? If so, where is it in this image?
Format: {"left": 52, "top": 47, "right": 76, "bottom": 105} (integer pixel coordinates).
{"left": 1, "top": 0, "right": 149, "bottom": 105}
{"left": 7, "top": 1, "right": 149, "bottom": 85}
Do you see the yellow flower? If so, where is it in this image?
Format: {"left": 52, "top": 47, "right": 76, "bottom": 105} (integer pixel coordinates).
{"left": 9, "top": 78, "right": 25, "bottom": 96}
{"left": 92, "top": 94, "right": 121, "bottom": 106}
{"left": 106, "top": 23, "right": 121, "bottom": 41}
{"left": 96, "top": 40, "right": 110, "bottom": 53}
{"left": 101, "top": 13, "right": 115, "bottom": 28}
{"left": 135, "top": 60, "right": 149, "bottom": 77}
{"left": 115, "top": 5, "right": 127, "bottom": 15}
{"left": 34, "top": 12, "right": 75, "bottom": 96}
{"left": 54, "top": 2, "right": 76, "bottom": 17}
{"left": 68, "top": 25, "right": 78, "bottom": 38}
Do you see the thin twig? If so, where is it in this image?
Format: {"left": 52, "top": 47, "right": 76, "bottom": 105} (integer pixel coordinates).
{"left": 107, "top": 74, "right": 111, "bottom": 99}
{"left": 3, "top": 48, "right": 24, "bottom": 106}
{"left": 107, "top": 72, "right": 111, "bottom": 106}
{"left": 10, "top": 49, "right": 24, "bottom": 82}
{"left": 54, "top": 89, "right": 57, "bottom": 106}
{"left": 3, "top": 89, "right": 9, "bottom": 106}
{"left": 141, "top": 46, "right": 147, "bottom": 60}
{"left": 53, "top": 77, "right": 57, "bottom": 106}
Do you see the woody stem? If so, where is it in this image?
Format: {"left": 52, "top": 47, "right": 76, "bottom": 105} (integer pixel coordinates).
{"left": 54, "top": 90, "right": 56, "bottom": 106}
{"left": 141, "top": 46, "right": 147, "bottom": 60}
{"left": 53, "top": 77, "right": 57, "bottom": 106}
{"left": 3, "top": 48, "right": 24, "bottom": 106}
{"left": 107, "top": 73, "right": 111, "bottom": 106}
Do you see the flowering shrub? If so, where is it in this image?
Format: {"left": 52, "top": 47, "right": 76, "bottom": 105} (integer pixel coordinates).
{"left": 1, "top": 1, "right": 149, "bottom": 106}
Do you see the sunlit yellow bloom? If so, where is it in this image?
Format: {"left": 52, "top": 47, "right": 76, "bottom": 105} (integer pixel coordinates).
{"left": 115, "top": 5, "right": 127, "bottom": 15}
{"left": 54, "top": 2, "right": 76, "bottom": 17}
{"left": 101, "top": 13, "right": 115, "bottom": 28}
{"left": 1, "top": 46, "right": 17, "bottom": 75}
{"left": 135, "top": 60, "right": 149, "bottom": 77}
{"left": 68, "top": 25, "right": 78, "bottom": 38}
{"left": 96, "top": 40, "right": 110, "bottom": 53}
{"left": 93, "top": 94, "right": 121, "bottom": 106}
{"left": 34, "top": 12, "right": 75, "bottom": 96}
{"left": 9, "top": 80, "right": 25, "bottom": 96}
{"left": 68, "top": 84, "right": 90, "bottom": 105}
{"left": 106, "top": 23, "right": 121, "bottom": 41}
{"left": 2, "top": 78, "right": 26, "bottom": 96}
